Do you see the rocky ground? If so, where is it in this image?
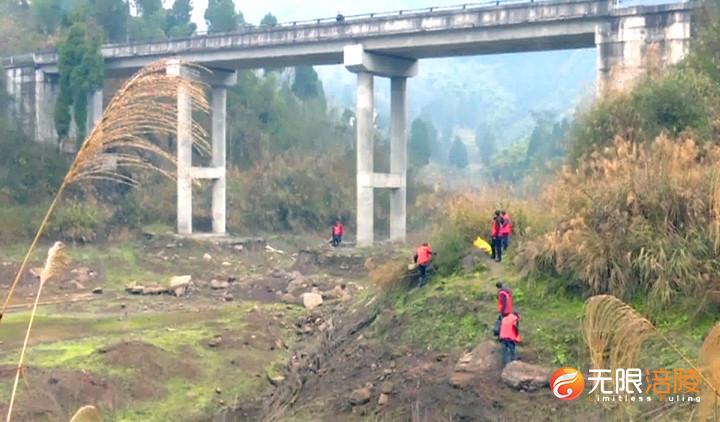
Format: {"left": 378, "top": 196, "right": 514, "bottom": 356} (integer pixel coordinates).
{"left": 0, "top": 234, "right": 393, "bottom": 421}
{"left": 0, "top": 233, "right": 701, "bottom": 421}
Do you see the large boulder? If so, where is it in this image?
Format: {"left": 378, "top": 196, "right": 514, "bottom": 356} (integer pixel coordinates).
{"left": 450, "top": 340, "right": 502, "bottom": 388}
{"left": 210, "top": 279, "right": 230, "bottom": 290}
{"left": 500, "top": 361, "right": 552, "bottom": 392}
{"left": 301, "top": 292, "right": 323, "bottom": 310}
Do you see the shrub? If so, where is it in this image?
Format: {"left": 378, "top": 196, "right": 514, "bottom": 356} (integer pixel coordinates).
{"left": 568, "top": 68, "right": 719, "bottom": 163}
{"left": 519, "top": 137, "right": 720, "bottom": 315}
{"left": 47, "top": 200, "right": 111, "bottom": 243}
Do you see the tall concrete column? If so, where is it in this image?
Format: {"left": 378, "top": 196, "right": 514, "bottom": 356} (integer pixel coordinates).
{"left": 211, "top": 86, "right": 227, "bottom": 235}
{"left": 356, "top": 71, "right": 374, "bottom": 247}
{"left": 34, "top": 70, "right": 58, "bottom": 143}
{"left": 389, "top": 77, "right": 407, "bottom": 243}
{"left": 176, "top": 82, "right": 193, "bottom": 235}
{"left": 86, "top": 88, "right": 103, "bottom": 135}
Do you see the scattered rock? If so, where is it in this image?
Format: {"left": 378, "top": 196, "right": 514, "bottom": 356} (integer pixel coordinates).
{"left": 223, "top": 292, "right": 234, "bottom": 301}
{"left": 173, "top": 286, "right": 186, "bottom": 297}
{"left": 29, "top": 267, "right": 43, "bottom": 279}
{"left": 169, "top": 275, "right": 192, "bottom": 289}
{"left": 208, "top": 336, "right": 222, "bottom": 348}
{"left": 215, "top": 387, "right": 222, "bottom": 394}
{"left": 91, "top": 287, "right": 103, "bottom": 294}
{"left": 267, "top": 371, "right": 285, "bottom": 386}
{"left": 281, "top": 293, "right": 297, "bottom": 305}
{"left": 349, "top": 387, "right": 372, "bottom": 405}
{"left": 233, "top": 244, "right": 244, "bottom": 251}
{"left": 301, "top": 292, "right": 323, "bottom": 310}
{"left": 378, "top": 393, "right": 389, "bottom": 406}
{"left": 142, "top": 286, "right": 167, "bottom": 295}
{"left": 211, "top": 279, "right": 230, "bottom": 290}
{"left": 221, "top": 261, "right": 231, "bottom": 267}
{"left": 125, "top": 282, "right": 145, "bottom": 295}
{"left": 380, "top": 381, "right": 394, "bottom": 394}
{"left": 450, "top": 340, "right": 502, "bottom": 388}
{"left": 202, "top": 253, "right": 212, "bottom": 262}
{"left": 501, "top": 361, "right": 552, "bottom": 392}
{"left": 322, "top": 285, "right": 350, "bottom": 301}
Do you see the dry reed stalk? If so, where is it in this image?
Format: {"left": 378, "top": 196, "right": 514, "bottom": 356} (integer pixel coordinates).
{"left": 0, "top": 60, "right": 209, "bottom": 325}
{"left": 582, "top": 294, "right": 656, "bottom": 370}
{"left": 700, "top": 324, "right": 720, "bottom": 420}
{"left": 583, "top": 295, "right": 720, "bottom": 418}
{"left": 5, "top": 242, "right": 67, "bottom": 422}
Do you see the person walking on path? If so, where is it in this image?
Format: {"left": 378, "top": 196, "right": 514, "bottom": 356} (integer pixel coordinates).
{"left": 413, "top": 242, "right": 433, "bottom": 286}
{"left": 498, "top": 311, "right": 521, "bottom": 366}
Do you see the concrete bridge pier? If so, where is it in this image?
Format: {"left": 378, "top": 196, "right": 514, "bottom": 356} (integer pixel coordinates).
{"left": 166, "top": 60, "right": 237, "bottom": 236}
{"left": 86, "top": 88, "right": 103, "bottom": 135}
{"left": 345, "top": 45, "right": 417, "bottom": 246}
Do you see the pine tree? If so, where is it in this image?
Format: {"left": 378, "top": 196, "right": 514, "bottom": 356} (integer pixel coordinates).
{"left": 448, "top": 137, "right": 469, "bottom": 168}
{"left": 205, "top": 0, "right": 244, "bottom": 33}
{"left": 166, "top": 0, "right": 197, "bottom": 37}
{"left": 408, "top": 118, "right": 433, "bottom": 167}
{"left": 292, "top": 66, "right": 324, "bottom": 101}
{"left": 474, "top": 123, "right": 496, "bottom": 166}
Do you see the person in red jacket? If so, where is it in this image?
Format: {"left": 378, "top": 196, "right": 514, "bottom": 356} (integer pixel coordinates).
{"left": 490, "top": 210, "right": 504, "bottom": 262}
{"left": 413, "top": 242, "right": 433, "bottom": 286}
{"left": 496, "top": 282, "right": 513, "bottom": 316}
{"left": 500, "top": 210, "right": 512, "bottom": 251}
{"left": 331, "top": 220, "right": 344, "bottom": 247}
{"left": 498, "top": 311, "right": 521, "bottom": 366}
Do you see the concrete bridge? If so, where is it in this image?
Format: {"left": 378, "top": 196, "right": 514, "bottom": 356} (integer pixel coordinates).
{"left": 2, "top": 0, "right": 694, "bottom": 245}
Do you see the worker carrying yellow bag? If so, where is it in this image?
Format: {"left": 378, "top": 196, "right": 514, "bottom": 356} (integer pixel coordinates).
{"left": 473, "top": 237, "right": 492, "bottom": 255}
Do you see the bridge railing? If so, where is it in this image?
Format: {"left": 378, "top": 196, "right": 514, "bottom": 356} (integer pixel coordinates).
{"left": 2, "top": 0, "right": 607, "bottom": 64}
{"left": 100, "top": 0, "right": 567, "bottom": 47}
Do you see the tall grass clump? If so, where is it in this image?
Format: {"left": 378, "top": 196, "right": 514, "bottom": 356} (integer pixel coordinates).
{"left": 521, "top": 137, "right": 720, "bottom": 314}
{"left": 0, "top": 60, "right": 210, "bottom": 324}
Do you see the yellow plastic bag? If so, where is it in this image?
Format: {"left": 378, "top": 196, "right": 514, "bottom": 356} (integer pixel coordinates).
{"left": 473, "top": 237, "right": 492, "bottom": 255}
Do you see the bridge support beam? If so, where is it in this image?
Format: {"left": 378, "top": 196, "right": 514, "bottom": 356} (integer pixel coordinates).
{"left": 167, "top": 60, "right": 236, "bottom": 236}
{"left": 86, "top": 88, "right": 103, "bottom": 136}
{"left": 345, "top": 45, "right": 417, "bottom": 247}
{"left": 389, "top": 77, "right": 407, "bottom": 243}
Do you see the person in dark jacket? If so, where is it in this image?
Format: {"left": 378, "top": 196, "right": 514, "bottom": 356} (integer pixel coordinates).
{"left": 490, "top": 210, "right": 504, "bottom": 262}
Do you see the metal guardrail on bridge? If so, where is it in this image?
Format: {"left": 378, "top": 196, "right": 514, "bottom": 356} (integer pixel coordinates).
{"left": 1, "top": 0, "right": 598, "bottom": 64}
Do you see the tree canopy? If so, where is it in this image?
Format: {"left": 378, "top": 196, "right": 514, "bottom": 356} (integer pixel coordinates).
{"left": 448, "top": 137, "right": 469, "bottom": 169}
{"left": 408, "top": 117, "right": 435, "bottom": 167}
{"left": 204, "top": 0, "right": 244, "bottom": 33}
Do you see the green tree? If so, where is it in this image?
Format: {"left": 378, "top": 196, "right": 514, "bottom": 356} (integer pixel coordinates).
{"left": 92, "top": 0, "right": 129, "bottom": 42}
{"left": 31, "top": 0, "right": 61, "bottom": 35}
{"left": 292, "top": 66, "right": 323, "bottom": 101}
{"left": 474, "top": 123, "right": 496, "bottom": 166}
{"left": 448, "top": 137, "right": 468, "bottom": 169}
{"left": 259, "top": 12, "right": 277, "bottom": 28}
{"left": 408, "top": 117, "right": 434, "bottom": 167}
{"left": 55, "top": 22, "right": 104, "bottom": 144}
{"left": 135, "top": 0, "right": 162, "bottom": 15}
{"left": 166, "top": 0, "right": 196, "bottom": 37}
{"left": 204, "top": 0, "right": 244, "bottom": 33}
